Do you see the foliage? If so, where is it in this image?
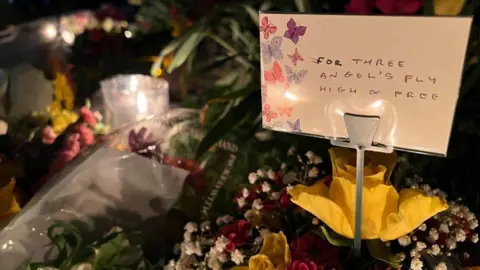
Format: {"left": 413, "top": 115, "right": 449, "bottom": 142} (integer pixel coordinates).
{"left": 27, "top": 223, "right": 160, "bottom": 270}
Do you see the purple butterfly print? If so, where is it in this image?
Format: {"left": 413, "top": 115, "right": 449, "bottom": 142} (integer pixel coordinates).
{"left": 287, "top": 119, "right": 301, "bottom": 132}
{"left": 285, "top": 65, "right": 308, "bottom": 84}
{"left": 283, "top": 18, "right": 307, "bottom": 44}
{"left": 261, "top": 36, "right": 283, "bottom": 64}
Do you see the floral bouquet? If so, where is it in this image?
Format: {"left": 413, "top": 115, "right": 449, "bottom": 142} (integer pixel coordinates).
{"left": 166, "top": 147, "right": 479, "bottom": 270}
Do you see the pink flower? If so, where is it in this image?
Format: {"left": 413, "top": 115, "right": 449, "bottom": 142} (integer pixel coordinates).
{"left": 288, "top": 259, "right": 318, "bottom": 270}
{"left": 80, "top": 106, "right": 97, "bottom": 126}
{"left": 65, "top": 133, "right": 81, "bottom": 153}
{"left": 42, "top": 126, "right": 57, "bottom": 144}
{"left": 76, "top": 124, "right": 95, "bottom": 147}
{"left": 345, "top": 0, "right": 422, "bottom": 15}
{"left": 376, "top": 0, "right": 423, "bottom": 14}
{"left": 49, "top": 149, "right": 78, "bottom": 173}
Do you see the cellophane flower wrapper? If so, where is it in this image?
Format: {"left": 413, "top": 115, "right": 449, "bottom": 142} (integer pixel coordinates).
{"left": 0, "top": 110, "right": 209, "bottom": 269}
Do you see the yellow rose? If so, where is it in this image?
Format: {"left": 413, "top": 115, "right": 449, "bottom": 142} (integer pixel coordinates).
{"left": 433, "top": 0, "right": 466, "bottom": 16}
{"left": 0, "top": 178, "right": 21, "bottom": 222}
{"left": 52, "top": 110, "right": 79, "bottom": 134}
{"left": 289, "top": 147, "right": 448, "bottom": 241}
{"left": 233, "top": 232, "right": 290, "bottom": 270}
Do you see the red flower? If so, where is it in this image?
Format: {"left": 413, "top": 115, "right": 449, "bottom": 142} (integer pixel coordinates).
{"left": 170, "top": 7, "right": 178, "bottom": 17}
{"left": 280, "top": 189, "right": 292, "bottom": 209}
{"left": 274, "top": 172, "right": 284, "bottom": 185}
{"left": 80, "top": 107, "right": 96, "bottom": 126}
{"left": 291, "top": 233, "right": 340, "bottom": 268}
{"left": 218, "top": 220, "right": 251, "bottom": 250}
{"left": 288, "top": 259, "right": 318, "bottom": 270}
{"left": 345, "top": 0, "right": 422, "bottom": 15}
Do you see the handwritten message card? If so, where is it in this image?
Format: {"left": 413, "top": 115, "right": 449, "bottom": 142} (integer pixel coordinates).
{"left": 260, "top": 13, "right": 472, "bottom": 156}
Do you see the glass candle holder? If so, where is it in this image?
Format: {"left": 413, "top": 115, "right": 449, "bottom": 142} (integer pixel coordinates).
{"left": 101, "top": 74, "right": 169, "bottom": 130}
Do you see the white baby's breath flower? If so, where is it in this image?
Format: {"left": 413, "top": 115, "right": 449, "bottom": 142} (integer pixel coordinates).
{"left": 271, "top": 192, "right": 281, "bottom": 200}
{"left": 217, "top": 252, "right": 227, "bottom": 263}
{"left": 468, "top": 219, "right": 478, "bottom": 230}
{"left": 231, "top": 249, "right": 245, "bottom": 265}
{"left": 242, "top": 188, "right": 250, "bottom": 198}
{"left": 184, "top": 222, "right": 198, "bottom": 233}
{"left": 466, "top": 211, "right": 476, "bottom": 221}
{"left": 248, "top": 172, "right": 258, "bottom": 184}
{"left": 262, "top": 182, "right": 271, "bottom": 193}
{"left": 421, "top": 184, "right": 431, "bottom": 192}
{"left": 410, "top": 249, "right": 419, "bottom": 258}
{"left": 418, "top": 223, "right": 427, "bottom": 231}
{"left": 464, "top": 252, "right": 470, "bottom": 260}
{"left": 428, "top": 228, "right": 439, "bottom": 243}
{"left": 308, "top": 167, "right": 319, "bottom": 178}
{"left": 184, "top": 241, "right": 202, "bottom": 256}
{"left": 416, "top": 241, "right": 427, "bottom": 252}
{"left": 395, "top": 252, "right": 405, "bottom": 262}
{"left": 252, "top": 199, "right": 263, "bottom": 210}
{"left": 312, "top": 155, "right": 322, "bottom": 164}
{"left": 214, "top": 236, "right": 229, "bottom": 252}
{"left": 410, "top": 257, "right": 423, "bottom": 270}
{"left": 398, "top": 235, "right": 412, "bottom": 246}
{"left": 256, "top": 169, "right": 265, "bottom": 178}
{"left": 237, "top": 197, "right": 246, "bottom": 208}
{"left": 434, "top": 262, "right": 447, "bottom": 270}
{"left": 471, "top": 233, "right": 479, "bottom": 243}
{"left": 287, "top": 146, "right": 296, "bottom": 156}
{"left": 267, "top": 169, "right": 276, "bottom": 180}
{"left": 281, "top": 163, "right": 287, "bottom": 170}
{"left": 446, "top": 237, "right": 457, "bottom": 250}
{"left": 312, "top": 218, "right": 319, "bottom": 225}
{"left": 183, "top": 231, "right": 192, "bottom": 242}
{"left": 222, "top": 215, "right": 233, "bottom": 224}
{"left": 430, "top": 244, "right": 441, "bottom": 256}
{"left": 455, "top": 228, "right": 467, "bottom": 242}
{"left": 439, "top": 223, "right": 449, "bottom": 234}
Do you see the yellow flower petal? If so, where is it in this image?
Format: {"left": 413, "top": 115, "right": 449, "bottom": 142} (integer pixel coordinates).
{"left": 379, "top": 189, "right": 448, "bottom": 241}
{"left": 433, "top": 0, "right": 466, "bottom": 16}
{"left": 0, "top": 178, "right": 21, "bottom": 221}
{"left": 248, "top": 254, "right": 276, "bottom": 270}
{"left": 289, "top": 181, "right": 353, "bottom": 238}
{"left": 259, "top": 231, "right": 290, "bottom": 267}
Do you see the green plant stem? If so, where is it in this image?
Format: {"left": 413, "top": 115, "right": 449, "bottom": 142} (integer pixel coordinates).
{"left": 206, "top": 33, "right": 257, "bottom": 70}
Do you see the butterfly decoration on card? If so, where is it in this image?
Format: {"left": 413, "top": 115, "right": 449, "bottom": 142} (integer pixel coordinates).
{"left": 261, "top": 36, "right": 283, "bottom": 64}
{"left": 260, "top": 17, "right": 277, "bottom": 39}
{"left": 262, "top": 104, "right": 278, "bottom": 123}
{"left": 277, "top": 105, "right": 293, "bottom": 117}
{"left": 284, "top": 18, "right": 307, "bottom": 44}
{"left": 288, "top": 48, "right": 304, "bottom": 66}
{"left": 264, "top": 61, "right": 286, "bottom": 85}
{"left": 287, "top": 119, "right": 301, "bottom": 132}
{"left": 285, "top": 65, "right": 308, "bottom": 84}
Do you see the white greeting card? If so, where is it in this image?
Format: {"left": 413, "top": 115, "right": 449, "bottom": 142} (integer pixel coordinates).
{"left": 260, "top": 13, "right": 472, "bottom": 156}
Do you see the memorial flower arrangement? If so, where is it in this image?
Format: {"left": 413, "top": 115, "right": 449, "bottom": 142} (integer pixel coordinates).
{"left": 164, "top": 147, "right": 480, "bottom": 270}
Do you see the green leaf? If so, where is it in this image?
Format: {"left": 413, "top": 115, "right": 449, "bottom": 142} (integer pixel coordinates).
{"left": 191, "top": 55, "right": 239, "bottom": 77}
{"left": 168, "top": 31, "right": 207, "bottom": 73}
{"left": 93, "top": 233, "right": 125, "bottom": 268}
{"left": 366, "top": 239, "right": 401, "bottom": 268}
{"left": 244, "top": 5, "right": 259, "bottom": 26}
{"left": 196, "top": 88, "right": 260, "bottom": 159}
{"left": 319, "top": 226, "right": 352, "bottom": 247}
{"left": 294, "top": 0, "right": 312, "bottom": 12}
